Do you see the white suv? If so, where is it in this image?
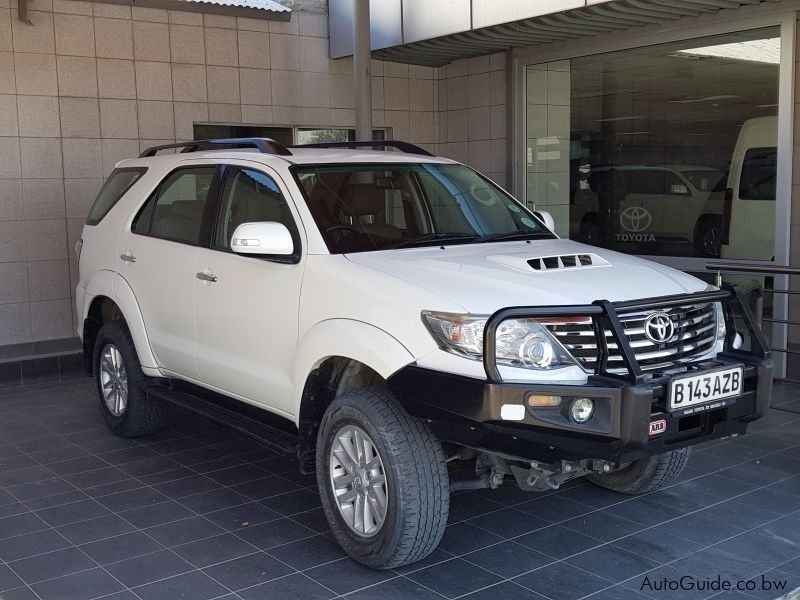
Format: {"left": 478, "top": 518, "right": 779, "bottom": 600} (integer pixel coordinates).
{"left": 76, "top": 138, "right": 772, "bottom": 569}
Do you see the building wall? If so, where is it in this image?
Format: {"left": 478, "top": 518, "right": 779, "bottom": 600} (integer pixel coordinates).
{"left": 0, "top": 0, "right": 443, "bottom": 349}
{"left": 434, "top": 52, "right": 508, "bottom": 191}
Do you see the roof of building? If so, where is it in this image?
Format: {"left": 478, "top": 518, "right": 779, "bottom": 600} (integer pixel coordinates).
{"left": 176, "top": 0, "right": 290, "bottom": 13}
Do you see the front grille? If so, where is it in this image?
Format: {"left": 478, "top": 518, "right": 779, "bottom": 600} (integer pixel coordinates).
{"left": 545, "top": 303, "right": 718, "bottom": 373}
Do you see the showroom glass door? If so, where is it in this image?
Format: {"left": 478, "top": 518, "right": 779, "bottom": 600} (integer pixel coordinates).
{"left": 521, "top": 25, "right": 790, "bottom": 371}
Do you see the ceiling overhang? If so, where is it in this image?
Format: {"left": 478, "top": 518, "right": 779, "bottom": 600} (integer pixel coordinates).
{"left": 370, "top": 0, "right": 776, "bottom": 67}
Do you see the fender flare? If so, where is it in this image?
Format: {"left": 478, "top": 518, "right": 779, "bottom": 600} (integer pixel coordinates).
{"left": 82, "top": 270, "right": 159, "bottom": 370}
{"left": 292, "top": 319, "right": 417, "bottom": 416}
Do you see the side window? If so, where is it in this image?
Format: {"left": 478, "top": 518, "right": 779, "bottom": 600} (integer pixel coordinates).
{"left": 740, "top": 147, "right": 777, "bottom": 201}
{"left": 662, "top": 173, "right": 689, "bottom": 196}
{"left": 86, "top": 168, "right": 147, "bottom": 225}
{"left": 213, "top": 168, "right": 298, "bottom": 251}
{"left": 132, "top": 167, "right": 216, "bottom": 245}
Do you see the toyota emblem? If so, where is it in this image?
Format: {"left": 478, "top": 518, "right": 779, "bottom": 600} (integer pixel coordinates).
{"left": 619, "top": 206, "right": 652, "bottom": 232}
{"left": 644, "top": 312, "right": 675, "bottom": 344}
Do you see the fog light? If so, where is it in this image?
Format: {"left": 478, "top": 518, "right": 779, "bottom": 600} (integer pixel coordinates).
{"left": 569, "top": 397, "right": 594, "bottom": 423}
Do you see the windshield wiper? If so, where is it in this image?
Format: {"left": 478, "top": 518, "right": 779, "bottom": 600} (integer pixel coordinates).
{"left": 480, "top": 231, "right": 555, "bottom": 243}
{"left": 387, "top": 233, "right": 481, "bottom": 249}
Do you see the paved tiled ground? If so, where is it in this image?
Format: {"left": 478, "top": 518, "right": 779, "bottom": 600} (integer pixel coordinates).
{"left": 0, "top": 379, "right": 799, "bottom": 600}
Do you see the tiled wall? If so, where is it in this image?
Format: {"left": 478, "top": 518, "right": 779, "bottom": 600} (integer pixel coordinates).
{"left": 433, "top": 52, "right": 508, "bottom": 192}
{"left": 0, "top": 0, "right": 443, "bottom": 348}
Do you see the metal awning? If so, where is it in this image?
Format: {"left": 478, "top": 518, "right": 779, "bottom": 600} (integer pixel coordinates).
{"left": 372, "top": 0, "right": 778, "bottom": 66}
{"left": 17, "top": 0, "right": 291, "bottom": 21}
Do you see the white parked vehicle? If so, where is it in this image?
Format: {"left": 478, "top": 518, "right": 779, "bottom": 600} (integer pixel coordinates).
{"left": 721, "top": 115, "right": 777, "bottom": 261}
{"left": 571, "top": 164, "right": 726, "bottom": 257}
{"left": 76, "top": 138, "right": 772, "bottom": 569}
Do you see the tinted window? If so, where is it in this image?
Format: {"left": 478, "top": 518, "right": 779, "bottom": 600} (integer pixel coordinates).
{"left": 133, "top": 167, "right": 216, "bottom": 244}
{"left": 86, "top": 168, "right": 146, "bottom": 225}
{"left": 740, "top": 147, "right": 776, "bottom": 201}
{"left": 293, "top": 163, "right": 552, "bottom": 254}
{"left": 214, "top": 168, "right": 298, "bottom": 250}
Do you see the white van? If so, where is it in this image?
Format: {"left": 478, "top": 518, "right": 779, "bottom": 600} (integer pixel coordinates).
{"left": 721, "top": 115, "right": 777, "bottom": 260}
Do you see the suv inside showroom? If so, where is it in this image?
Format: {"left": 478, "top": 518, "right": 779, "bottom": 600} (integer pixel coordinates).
{"left": 75, "top": 138, "right": 772, "bottom": 569}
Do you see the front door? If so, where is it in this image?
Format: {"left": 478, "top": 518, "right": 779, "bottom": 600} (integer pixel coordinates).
{"left": 194, "top": 165, "right": 305, "bottom": 415}
{"left": 116, "top": 165, "right": 218, "bottom": 379}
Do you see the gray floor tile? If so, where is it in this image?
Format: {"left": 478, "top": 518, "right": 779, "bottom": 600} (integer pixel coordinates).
{"left": 104, "top": 549, "right": 194, "bottom": 588}
{"left": 9, "top": 547, "right": 97, "bottom": 584}
{"left": 463, "top": 540, "right": 555, "bottom": 578}
{"left": 133, "top": 570, "right": 229, "bottom": 600}
{"left": 80, "top": 530, "right": 165, "bottom": 565}
{"left": 305, "top": 557, "right": 397, "bottom": 595}
{"left": 565, "top": 544, "right": 659, "bottom": 582}
{"left": 172, "top": 532, "right": 257, "bottom": 568}
{"left": 0, "top": 529, "right": 72, "bottom": 562}
{"left": 144, "top": 515, "right": 226, "bottom": 547}
{"left": 237, "top": 572, "right": 334, "bottom": 600}
{"left": 406, "top": 558, "right": 502, "bottom": 599}
{"left": 266, "top": 534, "right": 346, "bottom": 570}
{"left": 31, "top": 567, "right": 123, "bottom": 600}
{"left": 0, "top": 564, "right": 24, "bottom": 593}
{"left": 203, "top": 552, "right": 294, "bottom": 591}
{"left": 514, "top": 561, "right": 614, "bottom": 600}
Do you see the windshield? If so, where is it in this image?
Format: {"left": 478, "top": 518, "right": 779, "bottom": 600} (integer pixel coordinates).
{"left": 292, "top": 163, "right": 553, "bottom": 253}
{"left": 679, "top": 169, "right": 724, "bottom": 192}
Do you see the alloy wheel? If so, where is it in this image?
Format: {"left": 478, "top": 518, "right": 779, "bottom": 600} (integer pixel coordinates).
{"left": 329, "top": 424, "right": 388, "bottom": 537}
{"left": 99, "top": 343, "right": 128, "bottom": 417}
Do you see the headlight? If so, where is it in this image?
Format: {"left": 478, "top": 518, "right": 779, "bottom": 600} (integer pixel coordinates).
{"left": 422, "top": 311, "right": 577, "bottom": 370}
{"left": 714, "top": 301, "right": 726, "bottom": 342}
{"left": 705, "top": 285, "right": 727, "bottom": 344}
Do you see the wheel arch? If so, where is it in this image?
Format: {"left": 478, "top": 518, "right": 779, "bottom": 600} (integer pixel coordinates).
{"left": 293, "top": 319, "right": 417, "bottom": 473}
{"left": 82, "top": 271, "right": 159, "bottom": 374}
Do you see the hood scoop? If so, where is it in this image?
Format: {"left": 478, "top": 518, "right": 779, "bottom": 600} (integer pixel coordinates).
{"left": 486, "top": 252, "right": 611, "bottom": 273}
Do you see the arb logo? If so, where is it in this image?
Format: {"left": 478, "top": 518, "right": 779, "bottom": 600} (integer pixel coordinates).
{"left": 649, "top": 419, "right": 667, "bottom": 436}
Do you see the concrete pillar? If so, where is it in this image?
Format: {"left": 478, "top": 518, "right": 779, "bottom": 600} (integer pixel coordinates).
{"left": 353, "top": 0, "right": 373, "bottom": 142}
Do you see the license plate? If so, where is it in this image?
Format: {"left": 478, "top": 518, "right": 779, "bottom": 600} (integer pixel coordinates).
{"left": 668, "top": 365, "right": 743, "bottom": 413}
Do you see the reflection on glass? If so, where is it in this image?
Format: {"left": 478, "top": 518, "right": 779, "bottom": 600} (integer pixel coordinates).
{"left": 524, "top": 27, "right": 779, "bottom": 260}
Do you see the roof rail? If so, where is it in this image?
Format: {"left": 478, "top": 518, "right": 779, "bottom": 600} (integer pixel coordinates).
{"left": 139, "top": 138, "right": 292, "bottom": 158}
{"left": 291, "top": 140, "right": 434, "bottom": 157}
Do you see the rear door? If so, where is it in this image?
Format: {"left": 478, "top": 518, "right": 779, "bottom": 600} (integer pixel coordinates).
{"left": 117, "top": 165, "right": 218, "bottom": 379}
{"left": 194, "top": 164, "right": 305, "bottom": 415}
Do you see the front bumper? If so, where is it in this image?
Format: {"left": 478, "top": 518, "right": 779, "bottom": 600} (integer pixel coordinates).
{"left": 388, "top": 286, "right": 773, "bottom": 465}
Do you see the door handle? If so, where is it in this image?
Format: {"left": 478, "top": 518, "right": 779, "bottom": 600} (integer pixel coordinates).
{"left": 196, "top": 271, "right": 218, "bottom": 283}
{"left": 120, "top": 253, "right": 136, "bottom": 263}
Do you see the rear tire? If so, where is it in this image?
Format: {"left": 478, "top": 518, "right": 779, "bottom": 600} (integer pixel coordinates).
{"left": 586, "top": 448, "right": 691, "bottom": 495}
{"left": 316, "top": 387, "right": 449, "bottom": 569}
{"left": 694, "top": 216, "right": 722, "bottom": 258}
{"left": 93, "top": 321, "right": 165, "bottom": 438}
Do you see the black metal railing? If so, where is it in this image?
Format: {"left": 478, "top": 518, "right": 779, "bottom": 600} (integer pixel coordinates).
{"left": 483, "top": 286, "right": 767, "bottom": 384}
{"left": 705, "top": 262, "right": 800, "bottom": 382}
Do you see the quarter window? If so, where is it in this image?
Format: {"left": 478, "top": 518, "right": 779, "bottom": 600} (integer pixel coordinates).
{"left": 132, "top": 167, "right": 216, "bottom": 245}
{"left": 214, "top": 168, "right": 298, "bottom": 251}
{"left": 86, "top": 168, "right": 146, "bottom": 226}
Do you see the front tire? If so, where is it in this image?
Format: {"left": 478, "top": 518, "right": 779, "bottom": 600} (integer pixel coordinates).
{"left": 93, "top": 321, "right": 165, "bottom": 438}
{"left": 586, "top": 448, "right": 691, "bottom": 495}
{"left": 316, "top": 388, "right": 449, "bottom": 569}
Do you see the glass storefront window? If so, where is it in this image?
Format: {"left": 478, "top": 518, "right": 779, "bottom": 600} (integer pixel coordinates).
{"left": 524, "top": 27, "right": 780, "bottom": 261}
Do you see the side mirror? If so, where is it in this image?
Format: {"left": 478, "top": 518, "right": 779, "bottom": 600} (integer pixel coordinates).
{"left": 534, "top": 210, "right": 555, "bottom": 231}
{"left": 231, "top": 222, "right": 294, "bottom": 255}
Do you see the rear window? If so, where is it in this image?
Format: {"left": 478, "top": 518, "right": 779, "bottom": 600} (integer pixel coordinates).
{"left": 86, "top": 168, "right": 147, "bottom": 225}
{"left": 739, "top": 147, "right": 776, "bottom": 201}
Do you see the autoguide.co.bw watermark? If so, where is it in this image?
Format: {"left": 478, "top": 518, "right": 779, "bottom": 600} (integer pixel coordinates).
{"left": 639, "top": 573, "right": 789, "bottom": 594}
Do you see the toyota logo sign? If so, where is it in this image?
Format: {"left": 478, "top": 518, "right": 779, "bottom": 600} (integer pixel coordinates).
{"left": 644, "top": 313, "right": 675, "bottom": 344}
{"left": 619, "top": 206, "right": 652, "bottom": 232}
